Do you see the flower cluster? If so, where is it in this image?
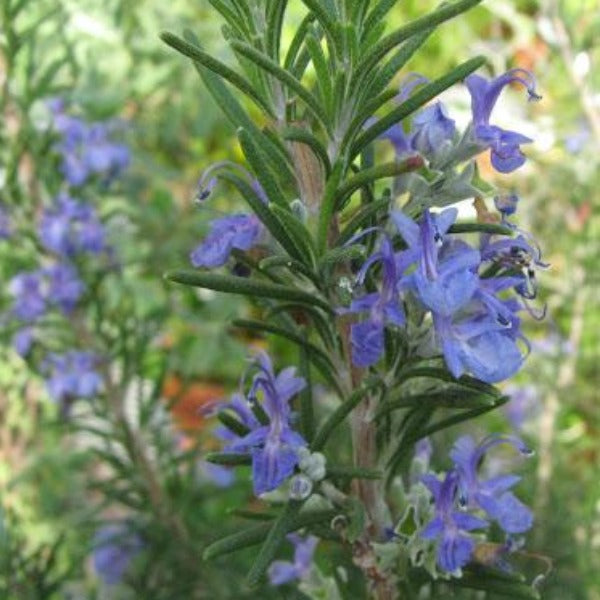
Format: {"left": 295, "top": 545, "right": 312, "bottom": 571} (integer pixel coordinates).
{"left": 419, "top": 435, "right": 533, "bottom": 574}
{"left": 346, "top": 203, "right": 542, "bottom": 382}
{"left": 215, "top": 352, "right": 307, "bottom": 496}
{"left": 49, "top": 99, "right": 130, "bottom": 187}
{"left": 4, "top": 102, "right": 129, "bottom": 404}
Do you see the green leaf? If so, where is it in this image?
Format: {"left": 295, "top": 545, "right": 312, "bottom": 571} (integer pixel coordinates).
{"left": 317, "top": 162, "right": 344, "bottom": 255}
{"left": 337, "top": 196, "right": 391, "bottom": 245}
{"left": 284, "top": 13, "right": 316, "bottom": 72}
{"left": 182, "top": 30, "right": 294, "bottom": 182}
{"left": 362, "top": 0, "right": 397, "bottom": 38}
{"left": 160, "top": 32, "right": 274, "bottom": 118}
{"left": 231, "top": 319, "right": 335, "bottom": 373}
{"left": 395, "top": 367, "right": 502, "bottom": 397}
{"left": 247, "top": 501, "right": 302, "bottom": 587}
{"left": 165, "top": 270, "right": 333, "bottom": 313}
{"left": 416, "top": 395, "right": 510, "bottom": 440}
{"left": 229, "top": 40, "right": 331, "bottom": 134}
{"left": 270, "top": 204, "right": 318, "bottom": 268}
{"left": 217, "top": 412, "right": 250, "bottom": 437}
{"left": 449, "top": 222, "right": 514, "bottom": 236}
{"left": 259, "top": 254, "right": 320, "bottom": 285}
{"left": 335, "top": 158, "right": 424, "bottom": 209}
{"left": 203, "top": 508, "right": 337, "bottom": 561}
{"left": 299, "top": 344, "right": 315, "bottom": 443}
{"left": 375, "top": 390, "right": 497, "bottom": 419}
{"left": 237, "top": 128, "right": 289, "bottom": 209}
{"left": 357, "top": 0, "right": 484, "bottom": 77}
{"left": 453, "top": 566, "right": 541, "bottom": 599}
{"left": 207, "top": 0, "right": 250, "bottom": 38}
{"left": 266, "top": 0, "right": 288, "bottom": 62}
{"left": 205, "top": 452, "right": 252, "bottom": 466}
{"left": 327, "top": 466, "right": 382, "bottom": 480}
{"left": 305, "top": 30, "right": 333, "bottom": 111}
{"left": 319, "top": 245, "right": 366, "bottom": 271}
{"left": 312, "top": 381, "right": 381, "bottom": 451}
{"left": 216, "top": 171, "right": 303, "bottom": 263}
{"left": 351, "top": 56, "right": 486, "bottom": 158}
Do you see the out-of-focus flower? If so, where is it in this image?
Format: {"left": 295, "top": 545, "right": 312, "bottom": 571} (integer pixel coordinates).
{"left": 503, "top": 385, "right": 540, "bottom": 430}
{"left": 9, "top": 271, "right": 47, "bottom": 322}
{"left": 93, "top": 524, "right": 143, "bottom": 585}
{"left": 43, "top": 351, "right": 103, "bottom": 402}
{"left": 268, "top": 534, "right": 318, "bottom": 586}
{"left": 49, "top": 101, "right": 130, "bottom": 187}
{"left": 46, "top": 262, "right": 85, "bottom": 313}
{"left": 0, "top": 204, "right": 11, "bottom": 239}
{"left": 39, "top": 195, "right": 106, "bottom": 257}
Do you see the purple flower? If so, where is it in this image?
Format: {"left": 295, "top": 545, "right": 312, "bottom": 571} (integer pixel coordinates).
{"left": 39, "top": 195, "right": 106, "bottom": 257}
{"left": 46, "top": 262, "right": 84, "bottom": 313}
{"left": 343, "top": 236, "right": 405, "bottom": 367}
{"left": 13, "top": 327, "right": 33, "bottom": 357}
{"left": 43, "top": 351, "right": 103, "bottom": 402}
{"left": 9, "top": 271, "right": 47, "bottom": 322}
{"left": 411, "top": 102, "right": 456, "bottom": 158}
{"left": 198, "top": 461, "right": 235, "bottom": 488}
{"left": 465, "top": 69, "right": 540, "bottom": 173}
{"left": 50, "top": 103, "right": 130, "bottom": 187}
{"left": 393, "top": 209, "right": 480, "bottom": 317}
{"left": 93, "top": 524, "right": 143, "bottom": 585}
{"left": 503, "top": 385, "right": 540, "bottom": 430}
{"left": 434, "top": 312, "right": 525, "bottom": 383}
{"left": 190, "top": 213, "right": 262, "bottom": 269}
{"left": 420, "top": 470, "right": 488, "bottom": 573}
{"left": 450, "top": 435, "right": 533, "bottom": 534}
{"left": 268, "top": 534, "right": 318, "bottom": 586}
{"left": 226, "top": 353, "right": 307, "bottom": 496}
{"left": 0, "top": 204, "right": 11, "bottom": 239}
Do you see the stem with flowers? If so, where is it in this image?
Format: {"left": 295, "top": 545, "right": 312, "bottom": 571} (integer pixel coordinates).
{"left": 162, "top": 1, "right": 549, "bottom": 598}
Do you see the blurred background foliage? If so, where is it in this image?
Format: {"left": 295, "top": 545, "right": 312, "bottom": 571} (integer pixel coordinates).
{"left": 0, "top": 0, "right": 598, "bottom": 598}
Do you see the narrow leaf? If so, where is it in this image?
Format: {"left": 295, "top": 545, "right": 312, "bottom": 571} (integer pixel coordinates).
{"left": 449, "top": 222, "right": 514, "bottom": 236}
{"left": 230, "top": 40, "right": 331, "bottom": 133}
{"left": 165, "top": 270, "right": 333, "bottom": 313}
{"left": 205, "top": 452, "right": 252, "bottom": 466}
{"left": 247, "top": 501, "right": 302, "bottom": 587}
{"left": 160, "top": 32, "right": 274, "bottom": 118}
{"left": 337, "top": 196, "right": 391, "bottom": 245}
{"left": 203, "top": 508, "right": 337, "bottom": 560}
{"left": 327, "top": 466, "right": 382, "bottom": 480}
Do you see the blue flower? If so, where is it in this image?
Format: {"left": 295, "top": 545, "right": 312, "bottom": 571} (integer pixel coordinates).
{"left": 268, "top": 534, "right": 318, "bottom": 586}
{"left": 433, "top": 312, "right": 525, "bottom": 383}
{"left": 39, "top": 195, "right": 106, "bottom": 257}
{"left": 342, "top": 236, "right": 405, "bottom": 367}
{"left": 46, "top": 262, "right": 85, "bottom": 314}
{"left": 9, "top": 271, "right": 47, "bottom": 322}
{"left": 420, "top": 470, "right": 488, "bottom": 573}
{"left": 50, "top": 102, "right": 129, "bottom": 187}
{"left": 465, "top": 69, "right": 540, "bottom": 173}
{"left": 190, "top": 213, "right": 262, "bottom": 269}
{"left": 13, "top": 327, "right": 33, "bottom": 357}
{"left": 411, "top": 102, "right": 456, "bottom": 158}
{"left": 93, "top": 524, "right": 143, "bottom": 585}
{"left": 226, "top": 353, "right": 307, "bottom": 496}
{"left": 43, "top": 351, "right": 103, "bottom": 402}
{"left": 393, "top": 209, "right": 480, "bottom": 317}
{"left": 450, "top": 435, "right": 534, "bottom": 534}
